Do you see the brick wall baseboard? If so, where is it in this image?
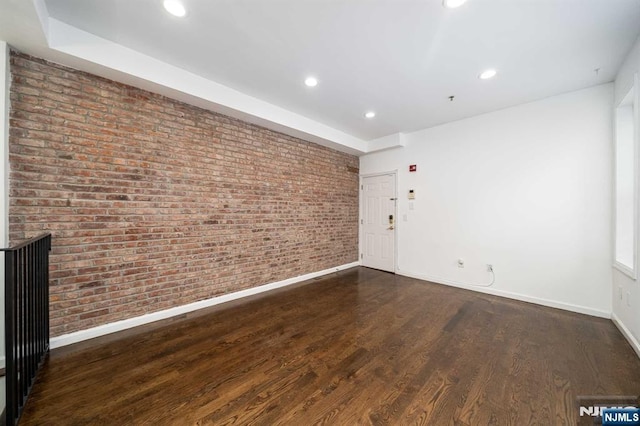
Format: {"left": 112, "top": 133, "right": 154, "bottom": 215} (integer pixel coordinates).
{"left": 49, "top": 262, "right": 360, "bottom": 350}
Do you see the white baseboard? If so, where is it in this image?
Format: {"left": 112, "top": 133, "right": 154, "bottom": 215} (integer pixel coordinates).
{"left": 612, "top": 313, "right": 640, "bottom": 359}
{"left": 50, "top": 262, "right": 359, "bottom": 350}
{"left": 396, "top": 270, "right": 611, "bottom": 319}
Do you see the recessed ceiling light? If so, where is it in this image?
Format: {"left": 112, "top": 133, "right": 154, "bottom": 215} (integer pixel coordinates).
{"left": 304, "top": 77, "right": 318, "bottom": 87}
{"left": 443, "top": 0, "right": 467, "bottom": 8}
{"left": 364, "top": 111, "right": 376, "bottom": 119}
{"left": 163, "top": 0, "right": 186, "bottom": 17}
{"left": 479, "top": 69, "right": 497, "bottom": 80}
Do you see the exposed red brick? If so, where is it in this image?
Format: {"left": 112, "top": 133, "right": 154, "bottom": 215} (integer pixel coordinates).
{"left": 9, "top": 51, "right": 359, "bottom": 337}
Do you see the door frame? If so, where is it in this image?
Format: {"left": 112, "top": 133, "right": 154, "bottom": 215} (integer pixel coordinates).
{"left": 359, "top": 170, "right": 398, "bottom": 273}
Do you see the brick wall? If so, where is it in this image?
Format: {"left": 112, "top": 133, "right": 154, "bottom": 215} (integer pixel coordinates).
{"left": 8, "top": 52, "right": 359, "bottom": 337}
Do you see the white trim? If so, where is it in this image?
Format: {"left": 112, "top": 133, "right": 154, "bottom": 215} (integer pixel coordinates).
{"left": 50, "top": 262, "right": 359, "bottom": 349}
{"left": 612, "top": 313, "right": 640, "bottom": 359}
{"left": 397, "top": 270, "right": 611, "bottom": 319}
{"left": 613, "top": 72, "right": 639, "bottom": 279}
{"left": 613, "top": 262, "right": 637, "bottom": 280}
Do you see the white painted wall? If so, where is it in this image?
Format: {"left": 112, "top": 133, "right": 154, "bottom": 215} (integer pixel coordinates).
{"left": 613, "top": 34, "right": 640, "bottom": 355}
{"left": 361, "top": 84, "right": 614, "bottom": 318}
{"left": 0, "top": 39, "right": 9, "bottom": 405}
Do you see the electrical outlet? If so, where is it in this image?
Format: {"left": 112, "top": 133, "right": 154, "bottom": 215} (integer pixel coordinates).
{"left": 627, "top": 292, "right": 632, "bottom": 307}
{"left": 487, "top": 264, "right": 493, "bottom": 272}
{"left": 457, "top": 259, "right": 464, "bottom": 268}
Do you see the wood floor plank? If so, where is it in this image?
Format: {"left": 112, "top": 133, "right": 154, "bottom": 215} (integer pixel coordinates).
{"left": 18, "top": 267, "right": 640, "bottom": 425}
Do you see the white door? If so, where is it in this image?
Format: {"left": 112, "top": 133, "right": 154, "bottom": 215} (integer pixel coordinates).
{"left": 361, "top": 173, "right": 396, "bottom": 272}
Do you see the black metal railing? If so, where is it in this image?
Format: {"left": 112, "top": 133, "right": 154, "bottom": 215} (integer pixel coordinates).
{"left": 2, "top": 233, "right": 52, "bottom": 425}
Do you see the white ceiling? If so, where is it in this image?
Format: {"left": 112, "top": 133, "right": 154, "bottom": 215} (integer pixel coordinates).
{"left": 1, "top": 0, "right": 640, "bottom": 147}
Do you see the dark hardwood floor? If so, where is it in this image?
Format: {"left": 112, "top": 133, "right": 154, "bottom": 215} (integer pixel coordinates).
{"left": 19, "top": 267, "right": 640, "bottom": 425}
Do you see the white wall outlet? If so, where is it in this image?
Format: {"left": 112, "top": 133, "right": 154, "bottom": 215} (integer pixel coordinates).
{"left": 619, "top": 286, "right": 623, "bottom": 301}
{"left": 457, "top": 258, "right": 464, "bottom": 268}
{"left": 487, "top": 264, "right": 493, "bottom": 272}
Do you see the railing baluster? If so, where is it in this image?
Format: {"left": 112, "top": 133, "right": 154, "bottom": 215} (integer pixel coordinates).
{"left": 5, "top": 249, "right": 15, "bottom": 423}
{"left": 2, "top": 233, "right": 52, "bottom": 425}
